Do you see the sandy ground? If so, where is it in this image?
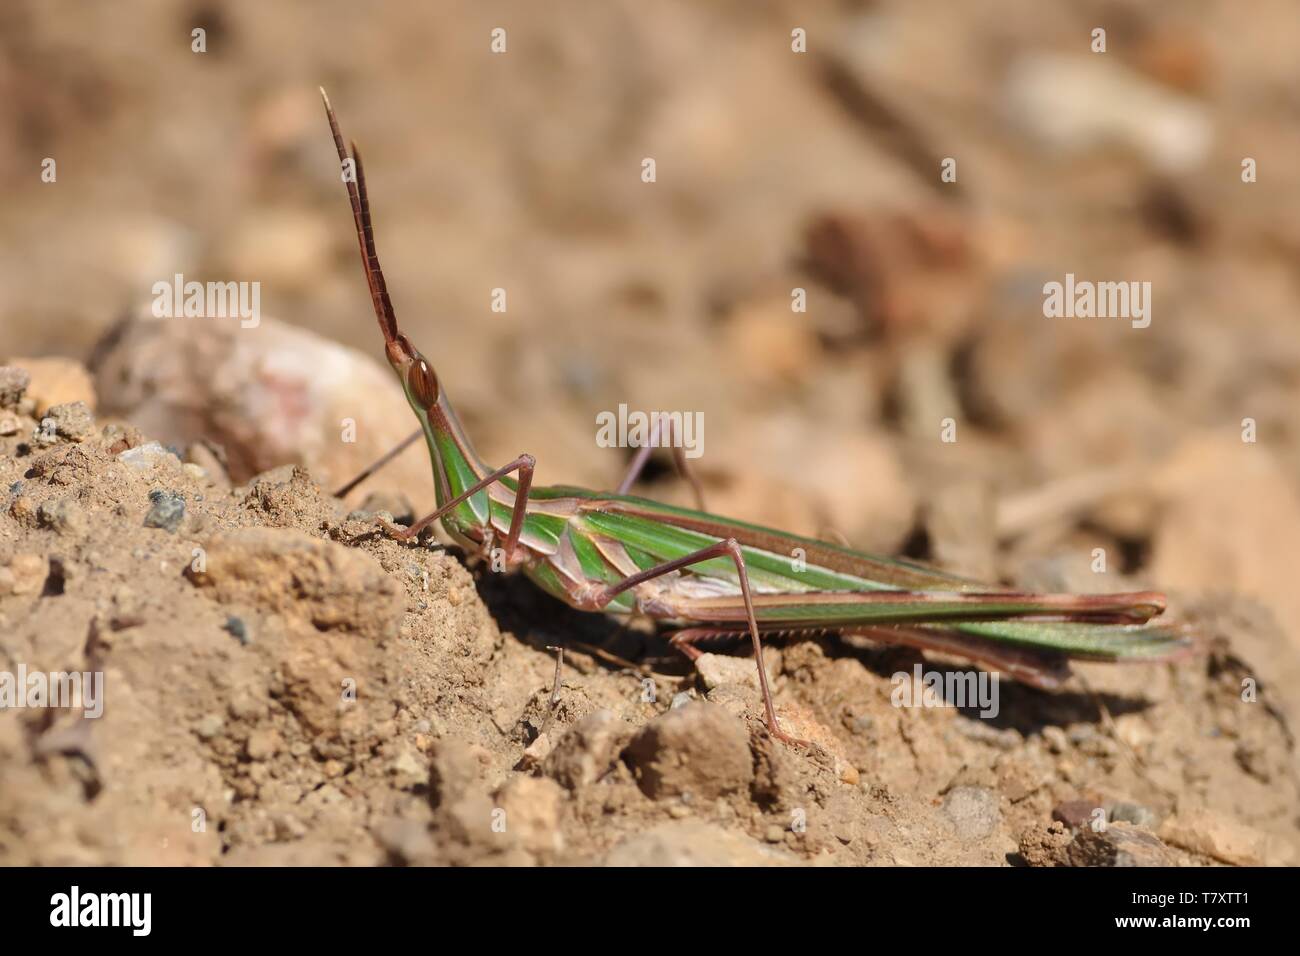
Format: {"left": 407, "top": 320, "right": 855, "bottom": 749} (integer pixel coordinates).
{"left": 2, "top": 1, "right": 1300, "bottom": 865}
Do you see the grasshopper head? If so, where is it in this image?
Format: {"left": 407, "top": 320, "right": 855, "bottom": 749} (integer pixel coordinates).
{"left": 389, "top": 337, "right": 440, "bottom": 412}
{"left": 320, "top": 88, "right": 440, "bottom": 414}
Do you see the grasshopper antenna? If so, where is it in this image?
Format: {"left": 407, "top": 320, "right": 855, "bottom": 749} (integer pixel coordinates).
{"left": 319, "top": 87, "right": 402, "bottom": 351}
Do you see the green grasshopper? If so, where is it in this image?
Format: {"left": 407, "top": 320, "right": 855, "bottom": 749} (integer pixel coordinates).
{"left": 320, "top": 90, "right": 1191, "bottom": 745}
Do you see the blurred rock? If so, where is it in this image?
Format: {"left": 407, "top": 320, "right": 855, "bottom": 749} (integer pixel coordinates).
{"left": 1004, "top": 54, "right": 1212, "bottom": 173}
{"left": 0, "top": 553, "right": 47, "bottom": 597}
{"left": 1065, "top": 821, "right": 1173, "bottom": 867}
{"left": 943, "top": 786, "right": 1001, "bottom": 842}
{"left": 38, "top": 401, "right": 96, "bottom": 444}
{"left": 0, "top": 366, "right": 30, "bottom": 409}
{"left": 89, "top": 313, "right": 431, "bottom": 507}
{"left": 4, "top": 357, "right": 95, "bottom": 415}
{"left": 491, "top": 776, "right": 565, "bottom": 859}
{"left": 1159, "top": 809, "right": 1291, "bottom": 866}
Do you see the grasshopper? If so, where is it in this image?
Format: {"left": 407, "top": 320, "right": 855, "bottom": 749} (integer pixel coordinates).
{"left": 319, "top": 90, "right": 1191, "bottom": 745}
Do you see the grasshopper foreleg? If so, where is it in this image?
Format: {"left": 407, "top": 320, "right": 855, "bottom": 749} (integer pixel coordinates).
{"left": 378, "top": 453, "right": 535, "bottom": 561}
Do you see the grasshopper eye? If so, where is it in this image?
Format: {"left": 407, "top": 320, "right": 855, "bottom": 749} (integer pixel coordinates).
{"left": 407, "top": 358, "right": 439, "bottom": 408}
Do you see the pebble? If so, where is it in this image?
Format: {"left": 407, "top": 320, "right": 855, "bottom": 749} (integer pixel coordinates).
{"left": 694, "top": 651, "right": 776, "bottom": 692}
{"left": 144, "top": 490, "right": 186, "bottom": 533}
{"left": 1159, "top": 809, "right": 1290, "bottom": 867}
{"left": 371, "top": 818, "right": 437, "bottom": 866}
{"left": 0, "top": 553, "right": 47, "bottom": 596}
{"left": 222, "top": 615, "right": 252, "bottom": 645}
{"left": 40, "top": 401, "right": 96, "bottom": 443}
{"left": 1052, "top": 798, "right": 1102, "bottom": 830}
{"left": 118, "top": 441, "right": 183, "bottom": 473}
{"left": 1004, "top": 53, "right": 1211, "bottom": 173}
{"left": 5, "top": 357, "right": 95, "bottom": 415}
{"left": 194, "top": 714, "right": 225, "bottom": 740}
{"left": 245, "top": 728, "right": 282, "bottom": 761}
{"left": 1109, "top": 801, "right": 1158, "bottom": 830}
{"left": 37, "top": 498, "right": 88, "bottom": 536}
{"left": 0, "top": 366, "right": 31, "bottom": 408}
{"left": 942, "top": 786, "right": 1002, "bottom": 842}
{"left": 1041, "top": 726, "right": 1069, "bottom": 754}
{"left": 1066, "top": 821, "right": 1173, "bottom": 867}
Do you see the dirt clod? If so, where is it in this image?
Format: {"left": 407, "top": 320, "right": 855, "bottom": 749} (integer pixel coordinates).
{"left": 624, "top": 702, "right": 754, "bottom": 801}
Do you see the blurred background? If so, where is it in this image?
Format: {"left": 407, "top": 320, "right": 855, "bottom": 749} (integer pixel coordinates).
{"left": 3, "top": 0, "right": 1300, "bottom": 687}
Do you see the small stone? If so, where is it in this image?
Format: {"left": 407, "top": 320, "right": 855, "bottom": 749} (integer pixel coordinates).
{"left": 0, "top": 366, "right": 30, "bottom": 409}
{"left": 428, "top": 739, "right": 485, "bottom": 811}
{"left": 194, "top": 714, "right": 225, "bottom": 740}
{"left": 37, "top": 498, "right": 88, "bottom": 537}
{"left": 942, "top": 786, "right": 1002, "bottom": 842}
{"left": 695, "top": 651, "right": 776, "bottom": 692}
{"left": 246, "top": 728, "right": 282, "bottom": 761}
{"left": 0, "top": 554, "right": 47, "bottom": 596}
{"left": 389, "top": 746, "right": 427, "bottom": 787}
{"left": 6, "top": 357, "right": 95, "bottom": 415}
{"left": 0, "top": 413, "right": 20, "bottom": 437}
{"left": 143, "top": 489, "right": 186, "bottom": 533}
{"left": 1109, "top": 801, "right": 1158, "bottom": 830}
{"left": 670, "top": 691, "right": 694, "bottom": 709}
{"left": 516, "top": 732, "right": 553, "bottom": 772}
{"left": 372, "top": 818, "right": 437, "bottom": 865}
{"left": 9, "top": 496, "right": 36, "bottom": 524}
{"left": 1052, "top": 798, "right": 1103, "bottom": 830}
{"left": 40, "top": 401, "right": 96, "bottom": 443}
{"left": 1159, "top": 809, "right": 1290, "bottom": 867}
{"left": 221, "top": 615, "right": 252, "bottom": 645}
{"left": 1066, "top": 821, "right": 1173, "bottom": 867}
{"left": 118, "top": 441, "right": 183, "bottom": 473}
{"left": 1041, "top": 726, "right": 1069, "bottom": 754}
